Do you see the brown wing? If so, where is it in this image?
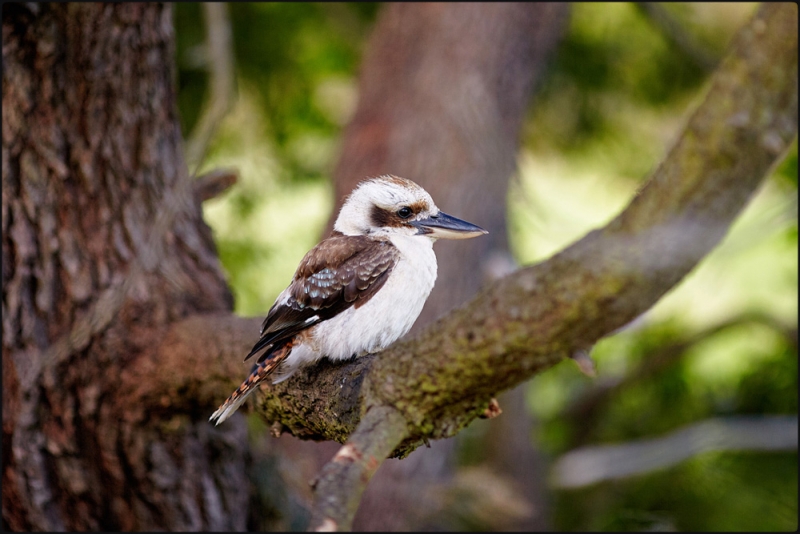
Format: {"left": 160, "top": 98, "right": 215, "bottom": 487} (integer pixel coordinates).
{"left": 244, "top": 235, "right": 399, "bottom": 363}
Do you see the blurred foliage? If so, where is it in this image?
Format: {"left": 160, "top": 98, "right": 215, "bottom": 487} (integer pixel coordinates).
{"left": 175, "top": 3, "right": 378, "bottom": 182}
{"left": 553, "top": 451, "right": 797, "bottom": 531}
{"left": 173, "top": 2, "right": 797, "bottom": 532}
{"left": 174, "top": 2, "right": 377, "bottom": 313}
{"left": 515, "top": 4, "right": 797, "bottom": 531}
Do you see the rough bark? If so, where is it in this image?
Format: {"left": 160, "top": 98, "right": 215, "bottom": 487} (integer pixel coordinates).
{"left": 2, "top": 4, "right": 246, "bottom": 530}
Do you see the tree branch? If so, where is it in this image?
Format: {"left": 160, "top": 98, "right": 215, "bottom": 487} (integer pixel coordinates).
{"left": 184, "top": 2, "right": 236, "bottom": 174}
{"left": 361, "top": 0, "right": 797, "bottom": 447}
{"left": 117, "top": 313, "right": 374, "bottom": 438}
{"left": 550, "top": 415, "right": 799, "bottom": 489}
{"left": 192, "top": 167, "right": 238, "bottom": 202}
{"left": 308, "top": 406, "right": 408, "bottom": 532}
{"left": 124, "top": 3, "right": 796, "bottom": 457}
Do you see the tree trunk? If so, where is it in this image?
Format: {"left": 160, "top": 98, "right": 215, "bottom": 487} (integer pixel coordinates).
{"left": 2, "top": 4, "right": 250, "bottom": 530}
{"left": 326, "top": 3, "right": 570, "bottom": 530}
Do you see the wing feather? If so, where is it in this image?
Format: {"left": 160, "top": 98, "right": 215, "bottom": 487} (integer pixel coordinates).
{"left": 244, "top": 235, "right": 399, "bottom": 363}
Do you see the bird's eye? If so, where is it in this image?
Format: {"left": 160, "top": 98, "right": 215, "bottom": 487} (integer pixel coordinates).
{"left": 397, "top": 207, "right": 413, "bottom": 219}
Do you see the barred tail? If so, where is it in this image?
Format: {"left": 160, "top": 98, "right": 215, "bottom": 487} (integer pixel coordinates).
{"left": 209, "top": 342, "right": 293, "bottom": 425}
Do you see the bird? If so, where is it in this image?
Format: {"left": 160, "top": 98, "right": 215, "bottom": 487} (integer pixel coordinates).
{"left": 210, "top": 175, "right": 487, "bottom": 425}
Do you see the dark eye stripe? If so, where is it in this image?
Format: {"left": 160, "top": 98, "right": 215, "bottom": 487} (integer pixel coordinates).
{"left": 369, "top": 201, "right": 431, "bottom": 229}
{"left": 370, "top": 205, "right": 399, "bottom": 228}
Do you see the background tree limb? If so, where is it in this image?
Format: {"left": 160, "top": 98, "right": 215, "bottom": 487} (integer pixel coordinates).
{"left": 635, "top": 2, "right": 719, "bottom": 72}
{"left": 551, "top": 415, "right": 799, "bottom": 489}
{"left": 184, "top": 2, "right": 236, "bottom": 174}
{"left": 561, "top": 311, "right": 798, "bottom": 446}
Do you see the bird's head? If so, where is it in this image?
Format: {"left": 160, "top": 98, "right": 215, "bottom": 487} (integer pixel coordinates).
{"left": 334, "top": 175, "right": 488, "bottom": 240}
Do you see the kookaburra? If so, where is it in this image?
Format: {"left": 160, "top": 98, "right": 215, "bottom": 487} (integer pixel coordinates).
{"left": 210, "top": 175, "right": 487, "bottom": 425}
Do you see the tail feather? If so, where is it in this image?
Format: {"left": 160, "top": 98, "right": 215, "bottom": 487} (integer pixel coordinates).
{"left": 210, "top": 342, "right": 293, "bottom": 425}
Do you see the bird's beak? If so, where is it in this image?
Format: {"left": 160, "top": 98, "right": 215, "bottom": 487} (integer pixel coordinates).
{"left": 410, "top": 211, "right": 488, "bottom": 239}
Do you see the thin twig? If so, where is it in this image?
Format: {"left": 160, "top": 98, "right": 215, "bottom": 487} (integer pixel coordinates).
{"left": 192, "top": 167, "right": 238, "bottom": 202}
{"left": 185, "top": 3, "right": 236, "bottom": 175}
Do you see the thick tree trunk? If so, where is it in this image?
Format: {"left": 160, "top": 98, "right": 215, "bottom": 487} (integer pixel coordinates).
{"left": 2, "top": 4, "right": 248, "bottom": 530}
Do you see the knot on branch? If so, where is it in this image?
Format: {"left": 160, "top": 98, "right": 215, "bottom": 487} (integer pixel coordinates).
{"left": 479, "top": 397, "right": 503, "bottom": 419}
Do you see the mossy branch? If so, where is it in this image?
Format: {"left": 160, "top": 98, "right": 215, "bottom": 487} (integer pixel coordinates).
{"left": 121, "top": 4, "right": 795, "bottom": 530}
{"left": 127, "top": 0, "right": 796, "bottom": 447}
{"left": 303, "top": 5, "right": 796, "bottom": 528}
{"left": 363, "top": 0, "right": 797, "bottom": 448}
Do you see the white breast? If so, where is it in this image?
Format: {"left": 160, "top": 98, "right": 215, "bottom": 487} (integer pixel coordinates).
{"left": 274, "top": 235, "right": 437, "bottom": 381}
